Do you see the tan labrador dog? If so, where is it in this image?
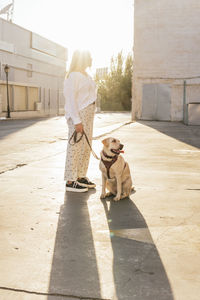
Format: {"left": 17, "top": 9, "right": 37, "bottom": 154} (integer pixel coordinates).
{"left": 99, "top": 137, "right": 133, "bottom": 201}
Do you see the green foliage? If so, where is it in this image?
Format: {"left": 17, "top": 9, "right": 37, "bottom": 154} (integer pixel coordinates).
{"left": 95, "top": 52, "right": 133, "bottom": 111}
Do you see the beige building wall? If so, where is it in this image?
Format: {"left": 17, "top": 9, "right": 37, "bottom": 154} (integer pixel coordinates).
{"left": 0, "top": 17, "right": 67, "bottom": 118}
{"left": 132, "top": 0, "right": 200, "bottom": 122}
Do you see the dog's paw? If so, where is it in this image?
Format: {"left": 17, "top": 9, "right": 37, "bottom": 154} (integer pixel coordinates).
{"left": 113, "top": 195, "right": 121, "bottom": 201}
{"left": 100, "top": 193, "right": 106, "bottom": 199}
{"left": 121, "top": 193, "right": 128, "bottom": 199}
{"left": 105, "top": 192, "right": 113, "bottom": 197}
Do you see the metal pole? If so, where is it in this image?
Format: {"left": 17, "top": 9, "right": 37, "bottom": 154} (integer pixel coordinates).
{"left": 183, "top": 80, "right": 188, "bottom": 124}
{"left": 6, "top": 70, "right": 11, "bottom": 118}
{"left": 5, "top": 65, "right": 10, "bottom": 118}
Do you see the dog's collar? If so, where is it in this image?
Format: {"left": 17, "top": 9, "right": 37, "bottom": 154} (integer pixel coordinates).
{"left": 102, "top": 151, "right": 117, "bottom": 159}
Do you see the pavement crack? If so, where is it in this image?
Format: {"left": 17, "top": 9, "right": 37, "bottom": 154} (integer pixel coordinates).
{"left": 0, "top": 286, "right": 110, "bottom": 300}
{"left": 134, "top": 269, "right": 154, "bottom": 275}
{"left": 0, "top": 152, "right": 65, "bottom": 175}
{"left": 0, "top": 121, "right": 133, "bottom": 176}
{"left": 0, "top": 163, "right": 27, "bottom": 174}
{"left": 185, "top": 188, "right": 200, "bottom": 191}
{"left": 93, "top": 121, "right": 133, "bottom": 140}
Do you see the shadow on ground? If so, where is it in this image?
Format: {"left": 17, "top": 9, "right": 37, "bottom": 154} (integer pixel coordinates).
{"left": 48, "top": 189, "right": 102, "bottom": 299}
{"left": 48, "top": 189, "right": 173, "bottom": 300}
{"left": 0, "top": 118, "right": 48, "bottom": 139}
{"left": 102, "top": 196, "right": 174, "bottom": 300}
{"left": 139, "top": 121, "right": 200, "bottom": 149}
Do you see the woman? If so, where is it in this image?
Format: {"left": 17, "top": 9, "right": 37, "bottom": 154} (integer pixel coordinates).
{"left": 63, "top": 50, "right": 97, "bottom": 192}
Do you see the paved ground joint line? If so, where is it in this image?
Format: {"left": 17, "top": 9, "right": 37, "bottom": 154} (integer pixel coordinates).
{"left": 0, "top": 122, "right": 133, "bottom": 176}
{"left": 0, "top": 286, "right": 110, "bottom": 300}
{"left": 0, "top": 163, "right": 27, "bottom": 175}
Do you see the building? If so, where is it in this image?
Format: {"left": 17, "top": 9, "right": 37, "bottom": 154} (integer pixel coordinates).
{"left": 132, "top": 0, "right": 200, "bottom": 125}
{"left": 0, "top": 17, "right": 67, "bottom": 118}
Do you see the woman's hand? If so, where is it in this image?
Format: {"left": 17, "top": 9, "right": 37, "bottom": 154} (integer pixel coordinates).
{"left": 75, "top": 123, "right": 84, "bottom": 133}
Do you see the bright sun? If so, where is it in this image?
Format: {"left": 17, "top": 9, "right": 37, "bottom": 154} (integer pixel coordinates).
{"left": 13, "top": 0, "right": 133, "bottom": 70}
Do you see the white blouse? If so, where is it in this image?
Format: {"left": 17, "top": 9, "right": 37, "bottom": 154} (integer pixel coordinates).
{"left": 63, "top": 72, "right": 97, "bottom": 124}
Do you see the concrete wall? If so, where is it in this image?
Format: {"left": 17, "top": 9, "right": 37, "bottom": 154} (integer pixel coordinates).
{"left": 0, "top": 17, "right": 67, "bottom": 118}
{"left": 132, "top": 0, "right": 200, "bottom": 122}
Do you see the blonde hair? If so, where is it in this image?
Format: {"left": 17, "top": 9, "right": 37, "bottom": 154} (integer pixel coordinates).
{"left": 66, "top": 50, "right": 92, "bottom": 78}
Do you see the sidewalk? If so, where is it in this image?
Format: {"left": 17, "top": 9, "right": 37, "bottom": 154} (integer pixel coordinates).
{"left": 0, "top": 118, "right": 200, "bottom": 300}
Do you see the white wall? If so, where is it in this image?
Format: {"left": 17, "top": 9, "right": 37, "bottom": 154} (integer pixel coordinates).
{"left": 132, "top": 0, "right": 200, "bottom": 121}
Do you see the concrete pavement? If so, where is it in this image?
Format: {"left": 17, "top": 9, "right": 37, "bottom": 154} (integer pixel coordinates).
{"left": 0, "top": 115, "right": 200, "bottom": 300}
{"left": 0, "top": 113, "right": 130, "bottom": 175}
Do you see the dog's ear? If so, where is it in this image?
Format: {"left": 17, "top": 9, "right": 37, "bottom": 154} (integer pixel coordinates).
{"left": 102, "top": 138, "right": 109, "bottom": 147}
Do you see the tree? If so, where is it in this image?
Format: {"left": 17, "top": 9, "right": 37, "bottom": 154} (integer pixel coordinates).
{"left": 95, "top": 52, "right": 133, "bottom": 111}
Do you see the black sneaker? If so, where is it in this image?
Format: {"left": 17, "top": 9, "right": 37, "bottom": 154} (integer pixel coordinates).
{"left": 66, "top": 181, "right": 88, "bottom": 192}
{"left": 77, "top": 177, "right": 96, "bottom": 188}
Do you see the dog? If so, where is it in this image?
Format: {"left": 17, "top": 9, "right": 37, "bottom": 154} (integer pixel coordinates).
{"left": 99, "top": 137, "right": 133, "bottom": 201}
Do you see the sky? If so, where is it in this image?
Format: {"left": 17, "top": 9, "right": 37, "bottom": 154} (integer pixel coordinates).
{"left": 11, "top": 0, "right": 133, "bottom": 71}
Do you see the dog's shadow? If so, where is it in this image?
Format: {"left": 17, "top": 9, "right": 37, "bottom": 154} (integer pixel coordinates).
{"left": 101, "top": 195, "right": 174, "bottom": 300}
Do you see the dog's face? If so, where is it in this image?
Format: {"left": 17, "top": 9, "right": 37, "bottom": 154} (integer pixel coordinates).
{"left": 102, "top": 137, "right": 124, "bottom": 155}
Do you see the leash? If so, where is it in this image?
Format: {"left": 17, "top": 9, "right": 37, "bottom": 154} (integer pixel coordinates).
{"left": 69, "top": 130, "right": 100, "bottom": 160}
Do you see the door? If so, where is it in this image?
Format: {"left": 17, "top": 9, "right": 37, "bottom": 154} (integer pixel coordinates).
{"left": 142, "top": 83, "right": 171, "bottom": 121}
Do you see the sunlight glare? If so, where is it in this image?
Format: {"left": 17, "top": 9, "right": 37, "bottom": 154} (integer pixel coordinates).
{"left": 13, "top": 0, "right": 133, "bottom": 70}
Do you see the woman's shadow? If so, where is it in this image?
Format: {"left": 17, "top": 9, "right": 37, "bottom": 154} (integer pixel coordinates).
{"left": 102, "top": 193, "right": 174, "bottom": 300}
{"left": 48, "top": 189, "right": 101, "bottom": 299}
{"left": 47, "top": 187, "right": 174, "bottom": 300}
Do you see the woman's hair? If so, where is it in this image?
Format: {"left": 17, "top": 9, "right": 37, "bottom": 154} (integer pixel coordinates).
{"left": 66, "top": 50, "right": 92, "bottom": 77}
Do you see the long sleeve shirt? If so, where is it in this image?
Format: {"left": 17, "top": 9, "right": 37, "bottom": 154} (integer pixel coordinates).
{"left": 63, "top": 71, "right": 97, "bottom": 124}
